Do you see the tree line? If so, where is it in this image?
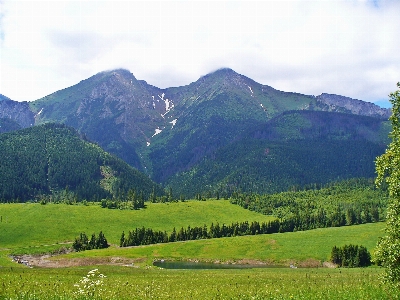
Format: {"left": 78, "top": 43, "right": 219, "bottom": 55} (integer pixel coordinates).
{"left": 119, "top": 209, "right": 380, "bottom": 248}
{"left": 119, "top": 220, "right": 281, "bottom": 247}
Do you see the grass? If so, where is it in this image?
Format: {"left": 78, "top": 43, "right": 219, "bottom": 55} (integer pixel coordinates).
{"left": 0, "top": 200, "right": 275, "bottom": 251}
{"left": 0, "top": 200, "right": 392, "bottom": 299}
{"left": 59, "top": 222, "right": 385, "bottom": 266}
{"left": 0, "top": 265, "right": 392, "bottom": 299}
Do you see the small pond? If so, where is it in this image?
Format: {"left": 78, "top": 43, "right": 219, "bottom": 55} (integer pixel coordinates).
{"left": 153, "top": 260, "right": 282, "bottom": 269}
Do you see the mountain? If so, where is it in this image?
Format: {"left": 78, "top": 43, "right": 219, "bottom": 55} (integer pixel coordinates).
{"left": 30, "top": 70, "right": 164, "bottom": 169}
{"left": 0, "top": 68, "right": 392, "bottom": 197}
{"left": 0, "top": 123, "right": 164, "bottom": 202}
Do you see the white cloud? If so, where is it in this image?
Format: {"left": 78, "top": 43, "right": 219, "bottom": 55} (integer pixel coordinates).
{"left": 0, "top": 0, "right": 399, "bottom": 105}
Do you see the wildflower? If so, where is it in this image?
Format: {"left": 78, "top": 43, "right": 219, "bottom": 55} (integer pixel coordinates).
{"left": 73, "top": 269, "right": 106, "bottom": 297}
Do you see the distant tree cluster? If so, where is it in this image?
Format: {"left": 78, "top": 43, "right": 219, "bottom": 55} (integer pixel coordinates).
{"left": 230, "top": 178, "right": 387, "bottom": 231}
{"left": 120, "top": 220, "right": 281, "bottom": 247}
{"left": 101, "top": 189, "right": 145, "bottom": 210}
{"left": 330, "top": 244, "right": 371, "bottom": 267}
{"left": 72, "top": 231, "right": 109, "bottom": 252}
{"left": 100, "top": 187, "right": 180, "bottom": 209}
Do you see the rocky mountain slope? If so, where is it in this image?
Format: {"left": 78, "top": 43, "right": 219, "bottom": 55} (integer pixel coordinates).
{"left": 0, "top": 95, "right": 34, "bottom": 129}
{"left": 316, "top": 93, "right": 391, "bottom": 119}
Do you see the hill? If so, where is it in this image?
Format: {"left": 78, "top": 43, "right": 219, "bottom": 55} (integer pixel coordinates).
{"left": 0, "top": 200, "right": 275, "bottom": 251}
{"left": 0, "top": 123, "right": 163, "bottom": 202}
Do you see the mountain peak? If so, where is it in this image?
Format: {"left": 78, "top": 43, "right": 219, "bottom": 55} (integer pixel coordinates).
{"left": 195, "top": 67, "right": 254, "bottom": 90}
{"left": 95, "top": 68, "right": 137, "bottom": 83}
{"left": 206, "top": 67, "right": 243, "bottom": 79}
{"left": 212, "top": 67, "right": 237, "bottom": 74}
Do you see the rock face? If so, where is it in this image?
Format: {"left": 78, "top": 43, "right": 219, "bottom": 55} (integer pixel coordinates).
{"left": 0, "top": 98, "right": 35, "bottom": 128}
{"left": 316, "top": 93, "right": 391, "bottom": 119}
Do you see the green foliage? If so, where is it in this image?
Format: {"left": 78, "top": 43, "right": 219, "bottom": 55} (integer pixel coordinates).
{"left": 375, "top": 82, "right": 400, "bottom": 288}
{"left": 0, "top": 123, "right": 163, "bottom": 202}
{"left": 330, "top": 244, "right": 371, "bottom": 267}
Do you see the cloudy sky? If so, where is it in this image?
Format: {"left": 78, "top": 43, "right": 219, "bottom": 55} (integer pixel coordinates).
{"left": 0, "top": 0, "right": 399, "bottom": 107}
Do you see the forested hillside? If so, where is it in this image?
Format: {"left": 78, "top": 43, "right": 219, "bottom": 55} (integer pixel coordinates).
{"left": 165, "top": 111, "right": 389, "bottom": 198}
{"left": 0, "top": 123, "right": 164, "bottom": 202}
{"left": 230, "top": 178, "right": 387, "bottom": 229}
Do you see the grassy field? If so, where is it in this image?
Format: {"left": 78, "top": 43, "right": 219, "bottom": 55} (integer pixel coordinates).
{"left": 0, "top": 265, "right": 392, "bottom": 300}
{"left": 55, "top": 221, "right": 385, "bottom": 266}
{"left": 0, "top": 200, "right": 275, "bottom": 250}
{"left": 0, "top": 200, "right": 392, "bottom": 299}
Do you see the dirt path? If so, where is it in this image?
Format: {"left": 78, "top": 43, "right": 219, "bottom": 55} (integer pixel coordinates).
{"left": 11, "top": 253, "right": 141, "bottom": 268}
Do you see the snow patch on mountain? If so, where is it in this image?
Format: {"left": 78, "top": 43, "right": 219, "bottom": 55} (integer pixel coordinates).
{"left": 165, "top": 99, "right": 172, "bottom": 111}
{"left": 246, "top": 85, "right": 254, "bottom": 95}
{"left": 152, "top": 128, "right": 162, "bottom": 137}
{"left": 159, "top": 93, "right": 174, "bottom": 118}
{"left": 170, "top": 119, "right": 177, "bottom": 129}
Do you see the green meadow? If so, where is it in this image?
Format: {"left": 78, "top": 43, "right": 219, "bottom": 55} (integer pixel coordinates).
{"left": 63, "top": 222, "right": 385, "bottom": 266}
{"left": 0, "top": 200, "right": 275, "bottom": 250}
{"left": 0, "top": 266, "right": 391, "bottom": 299}
{"left": 0, "top": 200, "right": 392, "bottom": 299}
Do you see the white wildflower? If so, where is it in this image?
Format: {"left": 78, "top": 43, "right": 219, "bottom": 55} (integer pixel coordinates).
{"left": 73, "top": 269, "right": 106, "bottom": 297}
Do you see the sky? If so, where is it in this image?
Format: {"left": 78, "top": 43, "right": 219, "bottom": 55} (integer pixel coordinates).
{"left": 0, "top": 0, "right": 399, "bottom": 107}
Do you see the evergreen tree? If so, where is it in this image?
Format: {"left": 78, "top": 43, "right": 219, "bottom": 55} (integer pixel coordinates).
{"left": 97, "top": 231, "right": 109, "bottom": 249}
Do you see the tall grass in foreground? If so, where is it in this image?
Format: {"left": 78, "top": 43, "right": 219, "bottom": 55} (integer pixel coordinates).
{"left": 0, "top": 266, "right": 394, "bottom": 300}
